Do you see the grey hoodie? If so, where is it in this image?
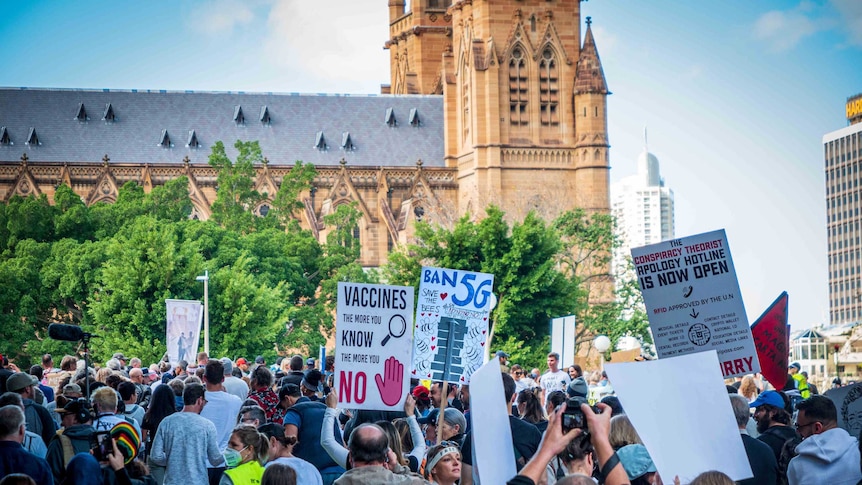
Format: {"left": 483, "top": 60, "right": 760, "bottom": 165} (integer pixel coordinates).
{"left": 787, "top": 427, "right": 862, "bottom": 485}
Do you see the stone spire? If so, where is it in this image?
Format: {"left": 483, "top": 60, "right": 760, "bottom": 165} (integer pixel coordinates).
{"left": 574, "top": 17, "right": 609, "bottom": 95}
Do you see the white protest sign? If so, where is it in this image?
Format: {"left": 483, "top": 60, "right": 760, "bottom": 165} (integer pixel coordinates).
{"left": 166, "top": 299, "right": 203, "bottom": 367}
{"left": 631, "top": 229, "right": 760, "bottom": 378}
{"left": 551, "top": 315, "right": 577, "bottom": 368}
{"left": 335, "top": 282, "right": 414, "bottom": 411}
{"left": 468, "top": 356, "right": 516, "bottom": 485}
{"left": 604, "top": 351, "right": 753, "bottom": 482}
{"left": 412, "top": 267, "right": 494, "bottom": 384}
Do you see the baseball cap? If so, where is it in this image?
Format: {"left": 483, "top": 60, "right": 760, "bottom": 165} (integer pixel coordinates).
{"left": 220, "top": 357, "right": 234, "bottom": 375}
{"left": 62, "top": 383, "right": 83, "bottom": 396}
{"left": 306, "top": 358, "right": 316, "bottom": 366}
{"left": 236, "top": 358, "right": 249, "bottom": 365}
{"left": 112, "top": 353, "right": 126, "bottom": 361}
{"left": 417, "top": 408, "right": 440, "bottom": 425}
{"left": 749, "top": 390, "right": 785, "bottom": 408}
{"left": 788, "top": 362, "right": 801, "bottom": 371}
{"left": 55, "top": 399, "right": 89, "bottom": 416}
{"left": 255, "top": 356, "right": 265, "bottom": 365}
{"left": 6, "top": 372, "right": 38, "bottom": 392}
{"left": 495, "top": 350, "right": 510, "bottom": 358}
{"left": 617, "top": 444, "right": 657, "bottom": 480}
{"left": 412, "top": 386, "right": 430, "bottom": 401}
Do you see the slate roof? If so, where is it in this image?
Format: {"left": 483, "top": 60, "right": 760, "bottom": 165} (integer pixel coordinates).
{"left": 0, "top": 88, "right": 445, "bottom": 167}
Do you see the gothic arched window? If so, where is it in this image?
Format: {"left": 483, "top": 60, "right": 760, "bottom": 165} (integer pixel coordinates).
{"left": 539, "top": 47, "right": 559, "bottom": 125}
{"left": 509, "top": 47, "right": 528, "bottom": 125}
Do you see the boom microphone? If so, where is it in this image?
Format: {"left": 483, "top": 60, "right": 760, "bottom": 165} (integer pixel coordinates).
{"left": 48, "top": 324, "right": 85, "bottom": 342}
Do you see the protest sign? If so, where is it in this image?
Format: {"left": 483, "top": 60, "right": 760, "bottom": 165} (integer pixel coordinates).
{"left": 631, "top": 229, "right": 760, "bottom": 378}
{"left": 412, "top": 267, "right": 495, "bottom": 384}
{"left": 336, "top": 282, "right": 414, "bottom": 411}
{"left": 468, "top": 356, "right": 516, "bottom": 485}
{"left": 825, "top": 382, "right": 862, "bottom": 437}
{"left": 605, "top": 350, "right": 753, "bottom": 482}
{"left": 750, "top": 292, "right": 789, "bottom": 390}
{"left": 551, "top": 315, "right": 577, "bottom": 368}
{"left": 166, "top": 299, "right": 203, "bottom": 367}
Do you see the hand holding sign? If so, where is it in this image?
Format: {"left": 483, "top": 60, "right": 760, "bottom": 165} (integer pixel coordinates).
{"left": 375, "top": 356, "right": 404, "bottom": 406}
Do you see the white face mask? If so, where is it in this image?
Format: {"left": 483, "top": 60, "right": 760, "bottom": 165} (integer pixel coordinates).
{"left": 223, "top": 446, "right": 248, "bottom": 469}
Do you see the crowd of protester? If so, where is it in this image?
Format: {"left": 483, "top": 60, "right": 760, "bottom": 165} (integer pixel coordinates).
{"left": 1, "top": 347, "right": 861, "bottom": 485}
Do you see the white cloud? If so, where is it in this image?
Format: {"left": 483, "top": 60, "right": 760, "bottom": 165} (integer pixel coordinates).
{"left": 191, "top": 0, "right": 256, "bottom": 36}
{"left": 752, "top": 8, "right": 820, "bottom": 51}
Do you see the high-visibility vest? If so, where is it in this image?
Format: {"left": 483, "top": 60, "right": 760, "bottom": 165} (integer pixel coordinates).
{"left": 792, "top": 373, "right": 810, "bottom": 399}
{"left": 224, "top": 460, "right": 264, "bottom": 485}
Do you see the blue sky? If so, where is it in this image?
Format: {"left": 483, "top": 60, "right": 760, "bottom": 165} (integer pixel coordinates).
{"left": 1, "top": 0, "right": 860, "bottom": 331}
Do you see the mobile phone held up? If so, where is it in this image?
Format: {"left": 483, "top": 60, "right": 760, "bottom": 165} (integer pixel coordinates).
{"left": 91, "top": 431, "right": 111, "bottom": 461}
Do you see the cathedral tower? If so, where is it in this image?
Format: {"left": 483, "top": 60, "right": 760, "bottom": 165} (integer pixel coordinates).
{"left": 434, "top": 0, "right": 610, "bottom": 218}
{"left": 386, "top": 0, "right": 453, "bottom": 95}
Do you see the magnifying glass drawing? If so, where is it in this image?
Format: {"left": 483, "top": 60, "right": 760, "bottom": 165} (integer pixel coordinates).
{"left": 382, "top": 314, "right": 407, "bottom": 346}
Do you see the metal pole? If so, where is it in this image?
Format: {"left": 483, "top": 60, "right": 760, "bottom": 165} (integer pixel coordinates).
{"left": 203, "top": 270, "right": 209, "bottom": 355}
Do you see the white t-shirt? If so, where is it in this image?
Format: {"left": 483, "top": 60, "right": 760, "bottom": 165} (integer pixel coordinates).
{"left": 200, "top": 390, "right": 243, "bottom": 454}
{"left": 540, "top": 370, "right": 571, "bottom": 403}
{"left": 223, "top": 376, "right": 249, "bottom": 401}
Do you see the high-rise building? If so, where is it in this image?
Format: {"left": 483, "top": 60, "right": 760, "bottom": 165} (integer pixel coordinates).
{"left": 611, "top": 129, "right": 674, "bottom": 277}
{"left": 824, "top": 93, "right": 862, "bottom": 324}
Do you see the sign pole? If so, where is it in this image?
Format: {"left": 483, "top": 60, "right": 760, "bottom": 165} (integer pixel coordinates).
{"left": 436, "top": 319, "right": 454, "bottom": 444}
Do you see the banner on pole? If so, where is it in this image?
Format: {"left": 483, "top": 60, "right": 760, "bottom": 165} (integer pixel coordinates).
{"left": 631, "top": 229, "right": 760, "bottom": 378}
{"left": 750, "top": 292, "right": 789, "bottom": 391}
{"left": 166, "top": 299, "right": 203, "bottom": 367}
{"left": 412, "top": 267, "right": 495, "bottom": 384}
{"left": 335, "top": 282, "right": 414, "bottom": 411}
{"left": 551, "top": 315, "right": 577, "bottom": 368}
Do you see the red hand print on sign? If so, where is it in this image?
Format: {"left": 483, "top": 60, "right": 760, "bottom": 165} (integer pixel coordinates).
{"left": 375, "top": 356, "right": 404, "bottom": 406}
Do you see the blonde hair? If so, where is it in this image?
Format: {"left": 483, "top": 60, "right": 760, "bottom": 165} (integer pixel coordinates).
{"left": 232, "top": 425, "right": 270, "bottom": 465}
{"left": 739, "top": 375, "right": 758, "bottom": 401}
{"left": 91, "top": 386, "right": 118, "bottom": 413}
{"left": 608, "top": 414, "right": 642, "bottom": 450}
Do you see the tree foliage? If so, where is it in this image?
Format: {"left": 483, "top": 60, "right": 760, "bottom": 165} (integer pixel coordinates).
{"left": 0, "top": 142, "right": 360, "bottom": 367}
{"left": 383, "top": 206, "right": 651, "bottom": 365}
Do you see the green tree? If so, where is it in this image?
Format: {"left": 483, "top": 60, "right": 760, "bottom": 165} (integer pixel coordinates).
{"left": 269, "top": 161, "right": 317, "bottom": 230}
{"left": 208, "top": 141, "right": 263, "bottom": 233}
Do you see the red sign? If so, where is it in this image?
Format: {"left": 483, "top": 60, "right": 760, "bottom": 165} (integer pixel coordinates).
{"left": 750, "top": 292, "right": 789, "bottom": 390}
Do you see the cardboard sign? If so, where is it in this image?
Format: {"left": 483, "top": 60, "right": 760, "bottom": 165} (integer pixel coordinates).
{"left": 551, "top": 315, "right": 577, "bottom": 368}
{"left": 825, "top": 382, "right": 862, "bottom": 437}
{"left": 469, "top": 357, "right": 516, "bottom": 485}
{"left": 165, "top": 299, "right": 203, "bottom": 367}
{"left": 605, "top": 351, "right": 753, "bottom": 482}
{"left": 750, "top": 292, "right": 789, "bottom": 391}
{"left": 631, "top": 229, "right": 760, "bottom": 378}
{"left": 335, "top": 282, "right": 414, "bottom": 411}
{"left": 412, "top": 267, "right": 495, "bottom": 384}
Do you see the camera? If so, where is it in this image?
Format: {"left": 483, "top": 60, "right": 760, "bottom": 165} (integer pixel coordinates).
{"left": 561, "top": 397, "right": 598, "bottom": 431}
{"left": 91, "top": 431, "right": 111, "bottom": 461}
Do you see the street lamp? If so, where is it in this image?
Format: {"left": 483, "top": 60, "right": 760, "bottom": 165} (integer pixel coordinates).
{"left": 594, "top": 335, "right": 611, "bottom": 370}
{"left": 196, "top": 270, "right": 209, "bottom": 355}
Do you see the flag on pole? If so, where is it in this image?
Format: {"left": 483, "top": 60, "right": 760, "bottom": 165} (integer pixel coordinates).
{"left": 750, "top": 292, "right": 789, "bottom": 391}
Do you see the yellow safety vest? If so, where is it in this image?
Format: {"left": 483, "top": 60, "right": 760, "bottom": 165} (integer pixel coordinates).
{"left": 224, "top": 460, "right": 264, "bottom": 485}
{"left": 792, "top": 374, "right": 810, "bottom": 399}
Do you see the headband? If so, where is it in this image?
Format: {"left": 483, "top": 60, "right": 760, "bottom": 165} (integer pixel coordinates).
{"left": 427, "top": 445, "right": 460, "bottom": 474}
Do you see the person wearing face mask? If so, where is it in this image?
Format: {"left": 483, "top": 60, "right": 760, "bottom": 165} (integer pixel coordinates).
{"left": 220, "top": 425, "right": 269, "bottom": 485}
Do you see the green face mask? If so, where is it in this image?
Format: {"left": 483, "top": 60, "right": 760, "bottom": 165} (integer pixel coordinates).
{"left": 223, "top": 446, "right": 247, "bottom": 469}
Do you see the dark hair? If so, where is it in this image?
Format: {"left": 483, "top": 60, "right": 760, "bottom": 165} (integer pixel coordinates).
{"left": 348, "top": 423, "right": 389, "bottom": 464}
{"left": 261, "top": 463, "right": 297, "bottom": 485}
{"left": 569, "top": 364, "right": 582, "bottom": 377}
{"left": 29, "top": 365, "right": 43, "bottom": 380}
{"left": 0, "top": 473, "right": 37, "bottom": 485}
{"left": 238, "top": 405, "right": 266, "bottom": 425}
{"left": 251, "top": 366, "right": 273, "bottom": 389}
{"left": 546, "top": 390, "right": 567, "bottom": 411}
{"left": 183, "top": 382, "right": 205, "bottom": 406}
{"left": 289, "top": 355, "right": 303, "bottom": 371}
{"left": 760, "top": 404, "right": 791, "bottom": 425}
{"left": 796, "top": 395, "right": 837, "bottom": 423}
{"left": 117, "top": 381, "right": 137, "bottom": 401}
{"left": 558, "top": 433, "right": 593, "bottom": 465}
{"left": 204, "top": 360, "right": 225, "bottom": 385}
{"left": 325, "top": 355, "right": 335, "bottom": 372}
{"left": 518, "top": 389, "right": 544, "bottom": 424}
{"left": 143, "top": 385, "right": 177, "bottom": 430}
{"left": 600, "top": 396, "right": 624, "bottom": 416}
{"left": 279, "top": 383, "right": 301, "bottom": 400}
{"left": 105, "top": 374, "right": 124, "bottom": 390}
{"left": 501, "top": 372, "right": 516, "bottom": 405}
{"left": 0, "top": 392, "right": 23, "bottom": 408}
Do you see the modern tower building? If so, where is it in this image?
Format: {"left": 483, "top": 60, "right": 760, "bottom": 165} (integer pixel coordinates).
{"left": 824, "top": 93, "right": 862, "bottom": 324}
{"left": 611, "top": 129, "right": 674, "bottom": 277}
